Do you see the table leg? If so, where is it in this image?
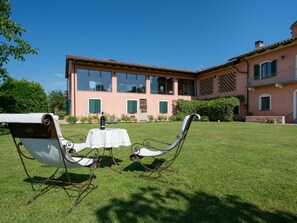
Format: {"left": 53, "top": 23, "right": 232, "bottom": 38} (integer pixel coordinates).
{"left": 104, "top": 147, "right": 118, "bottom": 165}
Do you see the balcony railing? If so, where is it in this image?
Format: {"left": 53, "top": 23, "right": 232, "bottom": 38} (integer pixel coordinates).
{"left": 248, "top": 68, "right": 297, "bottom": 87}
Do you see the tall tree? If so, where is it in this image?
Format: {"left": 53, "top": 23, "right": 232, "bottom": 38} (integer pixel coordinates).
{"left": 48, "top": 90, "right": 66, "bottom": 114}
{"left": 0, "top": 78, "right": 48, "bottom": 113}
{"left": 0, "top": 0, "right": 38, "bottom": 83}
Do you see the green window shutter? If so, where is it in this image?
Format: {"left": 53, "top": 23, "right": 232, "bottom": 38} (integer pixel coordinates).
{"left": 89, "top": 99, "right": 101, "bottom": 113}
{"left": 159, "top": 101, "right": 168, "bottom": 114}
{"left": 95, "top": 99, "right": 101, "bottom": 113}
{"left": 127, "top": 100, "right": 137, "bottom": 114}
{"left": 271, "top": 60, "right": 277, "bottom": 76}
{"left": 65, "top": 99, "right": 71, "bottom": 114}
{"left": 254, "top": 64, "right": 260, "bottom": 80}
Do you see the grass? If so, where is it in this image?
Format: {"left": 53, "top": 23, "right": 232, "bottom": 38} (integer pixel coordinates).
{"left": 0, "top": 121, "right": 297, "bottom": 222}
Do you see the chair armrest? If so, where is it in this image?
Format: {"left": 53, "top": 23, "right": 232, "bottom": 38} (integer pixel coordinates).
{"left": 61, "top": 134, "right": 89, "bottom": 153}
{"left": 142, "top": 138, "right": 171, "bottom": 148}
{"left": 64, "top": 148, "right": 100, "bottom": 167}
{"left": 130, "top": 137, "right": 171, "bottom": 154}
{"left": 63, "top": 134, "right": 86, "bottom": 144}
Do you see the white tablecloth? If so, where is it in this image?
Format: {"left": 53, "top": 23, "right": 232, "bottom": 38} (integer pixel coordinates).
{"left": 86, "top": 128, "right": 131, "bottom": 148}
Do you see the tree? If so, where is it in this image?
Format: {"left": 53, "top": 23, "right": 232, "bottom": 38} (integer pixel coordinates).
{"left": 0, "top": 0, "right": 38, "bottom": 83}
{"left": 0, "top": 78, "right": 48, "bottom": 113}
{"left": 48, "top": 90, "right": 66, "bottom": 115}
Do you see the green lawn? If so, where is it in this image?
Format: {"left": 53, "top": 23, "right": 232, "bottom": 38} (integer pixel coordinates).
{"left": 0, "top": 121, "right": 296, "bottom": 222}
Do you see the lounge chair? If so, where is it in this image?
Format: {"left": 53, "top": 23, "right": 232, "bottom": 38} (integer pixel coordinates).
{"left": 129, "top": 114, "right": 200, "bottom": 181}
{"left": 0, "top": 113, "right": 99, "bottom": 212}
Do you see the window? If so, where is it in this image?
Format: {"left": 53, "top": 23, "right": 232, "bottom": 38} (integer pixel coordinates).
{"left": 117, "top": 73, "right": 146, "bottom": 93}
{"left": 150, "top": 76, "right": 173, "bottom": 94}
{"left": 140, "top": 99, "right": 147, "bottom": 113}
{"left": 178, "top": 79, "right": 196, "bottom": 96}
{"left": 159, "top": 101, "right": 168, "bottom": 114}
{"left": 259, "top": 94, "right": 271, "bottom": 111}
{"left": 127, "top": 100, "right": 137, "bottom": 114}
{"left": 77, "top": 69, "right": 112, "bottom": 91}
{"left": 254, "top": 60, "right": 277, "bottom": 80}
{"left": 89, "top": 98, "right": 101, "bottom": 114}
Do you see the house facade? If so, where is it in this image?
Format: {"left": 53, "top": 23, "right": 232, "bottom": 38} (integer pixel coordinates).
{"left": 65, "top": 20, "right": 297, "bottom": 122}
{"left": 65, "top": 57, "right": 199, "bottom": 121}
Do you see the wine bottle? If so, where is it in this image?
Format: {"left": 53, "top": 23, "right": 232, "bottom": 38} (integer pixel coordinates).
{"left": 100, "top": 112, "right": 105, "bottom": 130}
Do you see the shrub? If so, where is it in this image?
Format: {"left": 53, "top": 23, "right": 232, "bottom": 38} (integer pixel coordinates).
{"left": 121, "top": 114, "right": 131, "bottom": 122}
{"left": 168, "top": 114, "right": 184, "bottom": 121}
{"left": 177, "top": 97, "right": 239, "bottom": 122}
{"left": 130, "top": 115, "right": 137, "bottom": 122}
{"left": 200, "top": 116, "right": 209, "bottom": 122}
{"left": 86, "top": 117, "right": 93, "bottom": 124}
{"left": 92, "top": 115, "right": 99, "bottom": 123}
{"left": 157, "top": 115, "right": 167, "bottom": 121}
{"left": 66, "top": 115, "right": 78, "bottom": 124}
{"left": 147, "top": 115, "right": 154, "bottom": 122}
{"left": 107, "top": 114, "right": 117, "bottom": 124}
{"left": 168, "top": 115, "right": 177, "bottom": 121}
{"left": 56, "top": 110, "right": 66, "bottom": 119}
{"left": 79, "top": 117, "right": 87, "bottom": 124}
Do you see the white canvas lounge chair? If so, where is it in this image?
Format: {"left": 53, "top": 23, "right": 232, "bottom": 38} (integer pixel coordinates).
{"left": 0, "top": 113, "right": 99, "bottom": 212}
{"left": 51, "top": 114, "right": 91, "bottom": 154}
{"left": 129, "top": 114, "right": 200, "bottom": 181}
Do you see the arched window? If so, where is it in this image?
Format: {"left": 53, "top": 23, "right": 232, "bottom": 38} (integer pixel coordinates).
{"left": 254, "top": 60, "right": 277, "bottom": 80}
{"left": 261, "top": 62, "right": 272, "bottom": 79}
{"left": 259, "top": 94, "right": 272, "bottom": 111}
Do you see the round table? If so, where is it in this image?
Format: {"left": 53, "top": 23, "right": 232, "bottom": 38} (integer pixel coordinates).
{"left": 86, "top": 128, "right": 131, "bottom": 164}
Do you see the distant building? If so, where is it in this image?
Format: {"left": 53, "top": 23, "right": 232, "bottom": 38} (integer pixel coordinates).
{"left": 65, "top": 20, "right": 297, "bottom": 122}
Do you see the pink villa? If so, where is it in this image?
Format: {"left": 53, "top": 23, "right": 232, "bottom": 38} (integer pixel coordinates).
{"left": 65, "top": 20, "right": 297, "bottom": 123}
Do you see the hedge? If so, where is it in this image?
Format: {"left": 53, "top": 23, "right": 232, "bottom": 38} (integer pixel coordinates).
{"left": 177, "top": 97, "right": 240, "bottom": 122}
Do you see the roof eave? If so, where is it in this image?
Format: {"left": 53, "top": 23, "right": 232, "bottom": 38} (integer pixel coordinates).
{"left": 65, "top": 55, "right": 197, "bottom": 77}
{"left": 228, "top": 37, "right": 297, "bottom": 61}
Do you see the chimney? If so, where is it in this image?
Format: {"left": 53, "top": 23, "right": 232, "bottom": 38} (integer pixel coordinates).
{"left": 255, "top": 40, "right": 264, "bottom": 49}
{"left": 290, "top": 20, "right": 297, "bottom": 38}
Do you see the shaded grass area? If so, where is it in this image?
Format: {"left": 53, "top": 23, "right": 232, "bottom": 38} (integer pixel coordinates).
{"left": 0, "top": 121, "right": 296, "bottom": 222}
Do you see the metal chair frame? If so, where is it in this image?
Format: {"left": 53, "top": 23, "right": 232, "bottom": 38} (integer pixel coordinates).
{"left": 130, "top": 114, "right": 200, "bottom": 181}
{"left": 6, "top": 114, "right": 99, "bottom": 212}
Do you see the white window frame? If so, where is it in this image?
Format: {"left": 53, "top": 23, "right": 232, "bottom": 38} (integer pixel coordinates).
{"left": 259, "top": 94, "right": 272, "bottom": 111}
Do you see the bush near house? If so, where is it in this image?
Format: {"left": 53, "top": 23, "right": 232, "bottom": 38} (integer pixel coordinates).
{"left": 66, "top": 115, "right": 78, "bottom": 124}
{"left": 177, "top": 97, "right": 239, "bottom": 122}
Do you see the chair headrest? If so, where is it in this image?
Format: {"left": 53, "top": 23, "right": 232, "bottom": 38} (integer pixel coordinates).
{"left": 0, "top": 113, "right": 53, "bottom": 124}
{"left": 181, "top": 114, "right": 200, "bottom": 132}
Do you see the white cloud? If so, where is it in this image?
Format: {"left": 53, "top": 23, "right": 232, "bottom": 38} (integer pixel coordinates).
{"left": 53, "top": 73, "right": 64, "bottom": 78}
{"left": 52, "top": 81, "right": 66, "bottom": 86}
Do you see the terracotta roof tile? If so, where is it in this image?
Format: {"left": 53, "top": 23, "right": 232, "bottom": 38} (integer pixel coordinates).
{"left": 228, "top": 37, "right": 297, "bottom": 61}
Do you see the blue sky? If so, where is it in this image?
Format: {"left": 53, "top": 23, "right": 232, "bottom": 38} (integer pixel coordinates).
{"left": 6, "top": 0, "right": 297, "bottom": 93}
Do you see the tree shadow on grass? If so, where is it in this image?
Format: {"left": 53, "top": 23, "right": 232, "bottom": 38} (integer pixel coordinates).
{"left": 96, "top": 186, "right": 297, "bottom": 223}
